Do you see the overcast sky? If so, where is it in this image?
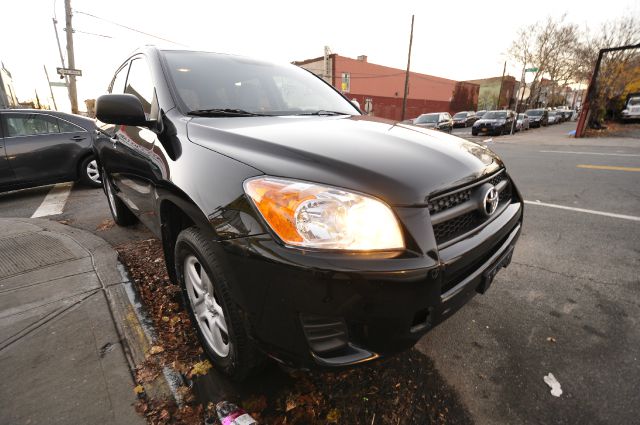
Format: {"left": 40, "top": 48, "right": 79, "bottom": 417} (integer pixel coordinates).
{"left": 2, "top": 0, "right": 638, "bottom": 112}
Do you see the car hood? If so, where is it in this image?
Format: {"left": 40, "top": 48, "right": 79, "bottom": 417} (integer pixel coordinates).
{"left": 474, "top": 119, "right": 503, "bottom": 125}
{"left": 187, "top": 115, "right": 502, "bottom": 206}
{"left": 413, "top": 122, "right": 437, "bottom": 128}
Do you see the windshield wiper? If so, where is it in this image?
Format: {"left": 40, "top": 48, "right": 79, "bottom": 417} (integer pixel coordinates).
{"left": 187, "top": 108, "right": 266, "bottom": 117}
{"left": 295, "top": 110, "right": 350, "bottom": 116}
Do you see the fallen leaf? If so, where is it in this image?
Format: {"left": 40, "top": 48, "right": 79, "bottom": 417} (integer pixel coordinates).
{"left": 326, "top": 408, "right": 340, "bottom": 423}
{"left": 95, "top": 218, "right": 115, "bottom": 231}
{"left": 149, "top": 345, "right": 165, "bottom": 355}
{"left": 189, "top": 359, "right": 212, "bottom": 377}
{"left": 161, "top": 316, "right": 170, "bottom": 322}
{"left": 547, "top": 336, "right": 556, "bottom": 343}
{"left": 134, "top": 384, "right": 145, "bottom": 394}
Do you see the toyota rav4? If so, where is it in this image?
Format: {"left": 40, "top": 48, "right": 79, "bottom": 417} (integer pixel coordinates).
{"left": 94, "top": 47, "right": 523, "bottom": 379}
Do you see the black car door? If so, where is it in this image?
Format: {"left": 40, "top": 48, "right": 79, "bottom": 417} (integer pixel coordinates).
{"left": 0, "top": 114, "right": 17, "bottom": 187}
{"left": 1, "top": 112, "right": 83, "bottom": 185}
{"left": 99, "top": 56, "right": 161, "bottom": 232}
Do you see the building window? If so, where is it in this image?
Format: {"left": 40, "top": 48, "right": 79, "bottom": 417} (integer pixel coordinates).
{"left": 341, "top": 72, "right": 350, "bottom": 93}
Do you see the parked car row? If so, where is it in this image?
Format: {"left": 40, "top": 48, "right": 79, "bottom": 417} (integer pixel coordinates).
{"left": 406, "top": 110, "right": 490, "bottom": 133}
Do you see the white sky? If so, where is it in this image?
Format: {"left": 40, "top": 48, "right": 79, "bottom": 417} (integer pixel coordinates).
{"left": 2, "top": 0, "right": 638, "bottom": 112}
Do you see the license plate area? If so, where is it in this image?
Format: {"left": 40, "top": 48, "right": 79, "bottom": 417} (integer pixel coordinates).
{"left": 477, "top": 244, "right": 514, "bottom": 294}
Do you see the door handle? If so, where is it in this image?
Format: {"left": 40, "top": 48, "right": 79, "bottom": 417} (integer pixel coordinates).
{"left": 71, "top": 135, "right": 86, "bottom": 141}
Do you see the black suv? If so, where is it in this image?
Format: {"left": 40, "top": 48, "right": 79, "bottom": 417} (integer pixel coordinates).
{"left": 472, "top": 110, "right": 517, "bottom": 136}
{"left": 525, "top": 109, "right": 548, "bottom": 127}
{"left": 95, "top": 47, "right": 523, "bottom": 379}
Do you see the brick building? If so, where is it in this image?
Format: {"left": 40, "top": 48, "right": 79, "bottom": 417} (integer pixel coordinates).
{"left": 293, "top": 53, "right": 479, "bottom": 121}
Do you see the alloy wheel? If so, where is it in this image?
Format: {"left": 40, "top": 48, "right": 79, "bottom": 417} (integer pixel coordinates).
{"left": 86, "top": 160, "right": 101, "bottom": 184}
{"left": 183, "top": 255, "right": 230, "bottom": 357}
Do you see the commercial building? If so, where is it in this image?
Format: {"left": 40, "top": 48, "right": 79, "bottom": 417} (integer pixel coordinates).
{"left": 0, "top": 62, "right": 19, "bottom": 109}
{"left": 294, "top": 52, "right": 479, "bottom": 121}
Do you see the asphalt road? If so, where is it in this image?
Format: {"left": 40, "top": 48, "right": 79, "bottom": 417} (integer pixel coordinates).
{"left": 417, "top": 122, "right": 640, "bottom": 424}
{"left": 1, "top": 122, "right": 638, "bottom": 423}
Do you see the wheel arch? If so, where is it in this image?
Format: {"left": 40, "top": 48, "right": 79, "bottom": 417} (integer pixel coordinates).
{"left": 158, "top": 196, "right": 209, "bottom": 283}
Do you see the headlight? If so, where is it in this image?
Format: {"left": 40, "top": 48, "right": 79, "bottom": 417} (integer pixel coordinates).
{"left": 244, "top": 177, "right": 404, "bottom": 250}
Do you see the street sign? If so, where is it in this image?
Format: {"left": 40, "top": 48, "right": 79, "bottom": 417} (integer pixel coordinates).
{"left": 49, "top": 81, "right": 68, "bottom": 87}
{"left": 56, "top": 67, "right": 82, "bottom": 76}
{"left": 525, "top": 67, "right": 539, "bottom": 72}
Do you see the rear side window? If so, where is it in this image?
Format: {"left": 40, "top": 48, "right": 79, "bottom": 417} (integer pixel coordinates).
{"left": 3, "top": 114, "right": 60, "bottom": 137}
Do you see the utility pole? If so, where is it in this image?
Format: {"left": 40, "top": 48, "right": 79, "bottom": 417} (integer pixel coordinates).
{"left": 64, "top": 0, "right": 78, "bottom": 114}
{"left": 52, "top": 18, "right": 71, "bottom": 103}
{"left": 401, "top": 15, "right": 414, "bottom": 122}
{"left": 497, "top": 61, "right": 506, "bottom": 109}
{"left": 44, "top": 65, "right": 58, "bottom": 111}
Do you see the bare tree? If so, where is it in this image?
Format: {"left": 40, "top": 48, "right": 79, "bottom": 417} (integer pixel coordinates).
{"left": 574, "top": 16, "right": 640, "bottom": 123}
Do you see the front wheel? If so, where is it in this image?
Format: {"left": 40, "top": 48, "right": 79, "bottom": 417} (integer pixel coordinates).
{"left": 175, "top": 227, "right": 262, "bottom": 380}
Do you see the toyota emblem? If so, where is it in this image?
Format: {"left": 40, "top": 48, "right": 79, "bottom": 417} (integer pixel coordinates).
{"left": 483, "top": 186, "right": 499, "bottom": 216}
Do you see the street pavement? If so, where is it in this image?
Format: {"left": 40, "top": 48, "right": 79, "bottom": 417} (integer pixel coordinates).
{"left": 0, "top": 121, "right": 638, "bottom": 423}
{"left": 0, "top": 218, "right": 144, "bottom": 425}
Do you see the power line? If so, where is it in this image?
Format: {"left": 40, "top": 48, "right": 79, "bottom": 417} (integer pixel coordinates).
{"left": 74, "top": 10, "right": 187, "bottom": 47}
{"left": 74, "top": 29, "right": 112, "bottom": 39}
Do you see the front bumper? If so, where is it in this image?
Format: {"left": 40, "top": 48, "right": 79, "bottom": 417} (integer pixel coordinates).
{"left": 217, "top": 194, "right": 523, "bottom": 368}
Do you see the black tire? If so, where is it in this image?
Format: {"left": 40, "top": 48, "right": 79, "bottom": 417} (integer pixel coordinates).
{"left": 174, "top": 227, "right": 262, "bottom": 380}
{"left": 472, "top": 129, "right": 478, "bottom": 136}
{"left": 102, "top": 168, "right": 137, "bottom": 226}
{"left": 79, "top": 155, "right": 102, "bottom": 188}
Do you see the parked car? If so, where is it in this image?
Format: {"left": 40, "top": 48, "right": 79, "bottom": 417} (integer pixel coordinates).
{"left": 0, "top": 109, "right": 101, "bottom": 192}
{"left": 547, "top": 111, "right": 560, "bottom": 125}
{"left": 556, "top": 109, "right": 573, "bottom": 122}
{"left": 471, "top": 110, "right": 516, "bottom": 136}
{"left": 95, "top": 47, "right": 523, "bottom": 379}
{"left": 524, "top": 109, "right": 548, "bottom": 127}
{"left": 452, "top": 111, "right": 476, "bottom": 127}
{"left": 621, "top": 96, "right": 640, "bottom": 121}
{"left": 412, "top": 112, "right": 453, "bottom": 133}
{"left": 516, "top": 113, "right": 530, "bottom": 131}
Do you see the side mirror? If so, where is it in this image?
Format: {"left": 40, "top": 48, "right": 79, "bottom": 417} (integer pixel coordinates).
{"left": 96, "top": 94, "right": 148, "bottom": 126}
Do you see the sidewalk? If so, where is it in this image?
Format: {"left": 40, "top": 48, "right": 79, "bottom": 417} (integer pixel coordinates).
{"left": 491, "top": 121, "right": 640, "bottom": 147}
{"left": 0, "top": 218, "right": 144, "bottom": 425}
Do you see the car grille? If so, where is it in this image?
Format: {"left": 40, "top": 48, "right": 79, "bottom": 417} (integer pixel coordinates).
{"left": 428, "top": 170, "right": 512, "bottom": 246}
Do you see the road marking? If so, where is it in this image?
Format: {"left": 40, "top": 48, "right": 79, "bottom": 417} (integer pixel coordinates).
{"left": 31, "top": 182, "right": 73, "bottom": 218}
{"left": 576, "top": 164, "right": 640, "bottom": 172}
{"left": 524, "top": 200, "right": 640, "bottom": 222}
{"left": 540, "top": 150, "right": 640, "bottom": 157}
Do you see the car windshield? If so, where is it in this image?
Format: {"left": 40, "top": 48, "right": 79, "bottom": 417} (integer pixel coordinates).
{"left": 453, "top": 112, "right": 467, "bottom": 118}
{"left": 629, "top": 98, "right": 640, "bottom": 106}
{"left": 483, "top": 111, "right": 507, "bottom": 119}
{"left": 162, "top": 51, "right": 360, "bottom": 116}
{"left": 526, "top": 109, "right": 543, "bottom": 116}
{"left": 414, "top": 114, "right": 439, "bottom": 124}
{"left": 518, "top": 114, "right": 526, "bottom": 119}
